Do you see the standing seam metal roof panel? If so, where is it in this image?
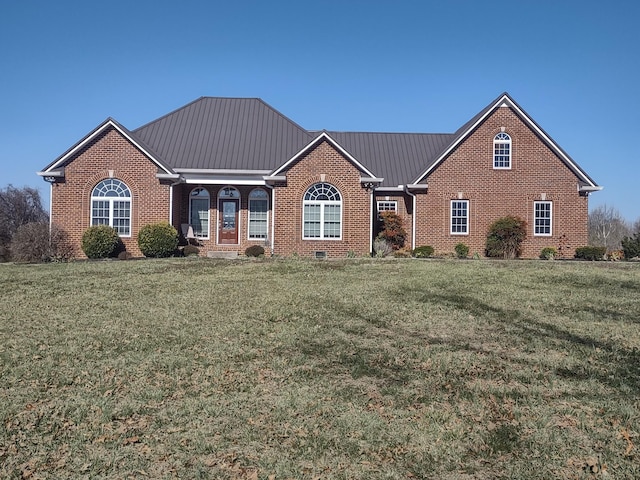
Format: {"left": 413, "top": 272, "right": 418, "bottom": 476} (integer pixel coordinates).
{"left": 133, "top": 97, "right": 313, "bottom": 171}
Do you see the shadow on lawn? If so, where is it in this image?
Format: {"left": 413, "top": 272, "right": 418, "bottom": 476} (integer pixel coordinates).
{"left": 406, "top": 289, "right": 640, "bottom": 396}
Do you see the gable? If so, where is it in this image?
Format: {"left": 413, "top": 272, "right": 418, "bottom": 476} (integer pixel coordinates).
{"left": 412, "top": 93, "right": 600, "bottom": 191}
{"left": 38, "top": 118, "right": 175, "bottom": 180}
{"left": 268, "top": 132, "right": 382, "bottom": 186}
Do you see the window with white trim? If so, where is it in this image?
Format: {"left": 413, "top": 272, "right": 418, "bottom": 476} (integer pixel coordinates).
{"left": 190, "top": 187, "right": 210, "bottom": 238}
{"left": 494, "top": 132, "right": 511, "bottom": 169}
{"left": 450, "top": 200, "right": 469, "bottom": 235}
{"left": 248, "top": 188, "right": 268, "bottom": 239}
{"left": 303, "top": 183, "right": 341, "bottom": 239}
{"left": 377, "top": 201, "right": 397, "bottom": 212}
{"left": 91, "top": 179, "right": 131, "bottom": 236}
{"left": 534, "top": 201, "right": 552, "bottom": 236}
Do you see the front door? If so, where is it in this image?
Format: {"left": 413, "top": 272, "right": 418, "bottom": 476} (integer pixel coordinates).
{"left": 219, "top": 199, "right": 239, "bottom": 244}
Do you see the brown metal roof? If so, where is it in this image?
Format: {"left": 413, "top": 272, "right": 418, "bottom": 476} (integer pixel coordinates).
{"left": 42, "top": 93, "right": 598, "bottom": 190}
{"left": 325, "top": 131, "right": 454, "bottom": 187}
{"left": 133, "top": 97, "right": 313, "bottom": 171}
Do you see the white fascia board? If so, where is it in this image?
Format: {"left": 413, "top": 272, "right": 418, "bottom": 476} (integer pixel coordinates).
{"left": 37, "top": 170, "right": 64, "bottom": 177}
{"left": 182, "top": 174, "right": 266, "bottom": 185}
{"left": 271, "top": 132, "right": 377, "bottom": 178}
{"left": 156, "top": 173, "right": 181, "bottom": 180}
{"left": 264, "top": 175, "right": 287, "bottom": 183}
{"left": 360, "top": 177, "right": 384, "bottom": 184}
{"left": 375, "top": 186, "right": 405, "bottom": 192}
{"left": 43, "top": 119, "right": 174, "bottom": 175}
{"left": 579, "top": 185, "right": 603, "bottom": 192}
{"left": 405, "top": 183, "right": 428, "bottom": 191}
{"left": 175, "top": 168, "right": 272, "bottom": 175}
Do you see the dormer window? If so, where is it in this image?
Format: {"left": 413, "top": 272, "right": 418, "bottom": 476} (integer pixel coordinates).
{"left": 493, "top": 132, "right": 511, "bottom": 169}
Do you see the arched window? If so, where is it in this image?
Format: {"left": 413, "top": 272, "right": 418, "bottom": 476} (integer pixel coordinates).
{"left": 493, "top": 132, "right": 511, "bottom": 169}
{"left": 303, "top": 183, "right": 342, "bottom": 239}
{"left": 190, "top": 187, "right": 210, "bottom": 238}
{"left": 248, "top": 188, "right": 268, "bottom": 240}
{"left": 91, "top": 179, "right": 131, "bottom": 236}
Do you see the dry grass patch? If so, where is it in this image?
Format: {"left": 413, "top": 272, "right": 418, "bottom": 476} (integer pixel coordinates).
{"left": 1, "top": 258, "right": 639, "bottom": 478}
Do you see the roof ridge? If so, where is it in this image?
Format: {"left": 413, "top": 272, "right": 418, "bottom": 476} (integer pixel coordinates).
{"left": 324, "top": 130, "right": 454, "bottom": 136}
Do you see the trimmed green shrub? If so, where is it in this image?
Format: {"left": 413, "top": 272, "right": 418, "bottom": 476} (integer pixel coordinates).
{"left": 412, "top": 245, "right": 434, "bottom": 258}
{"left": 454, "top": 243, "right": 469, "bottom": 259}
{"left": 245, "top": 245, "right": 265, "bottom": 257}
{"left": 376, "top": 211, "right": 406, "bottom": 250}
{"left": 621, "top": 233, "right": 640, "bottom": 260}
{"left": 183, "top": 244, "right": 200, "bottom": 257}
{"left": 485, "top": 216, "right": 527, "bottom": 259}
{"left": 540, "top": 247, "right": 557, "bottom": 260}
{"left": 82, "top": 225, "right": 120, "bottom": 259}
{"left": 138, "top": 222, "right": 178, "bottom": 258}
{"left": 574, "top": 246, "right": 606, "bottom": 261}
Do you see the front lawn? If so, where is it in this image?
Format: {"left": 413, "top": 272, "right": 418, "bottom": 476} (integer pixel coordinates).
{"left": 1, "top": 258, "right": 638, "bottom": 479}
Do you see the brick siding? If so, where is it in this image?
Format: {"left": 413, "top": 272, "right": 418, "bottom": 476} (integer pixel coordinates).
{"left": 48, "top": 106, "right": 590, "bottom": 260}
{"left": 50, "top": 127, "right": 170, "bottom": 258}
{"left": 413, "top": 106, "right": 588, "bottom": 258}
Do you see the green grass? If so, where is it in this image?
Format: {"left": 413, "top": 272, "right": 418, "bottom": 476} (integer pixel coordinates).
{"left": 1, "top": 258, "right": 639, "bottom": 479}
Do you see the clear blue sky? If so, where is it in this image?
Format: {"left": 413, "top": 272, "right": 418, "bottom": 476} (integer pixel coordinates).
{"left": 2, "top": 0, "right": 638, "bottom": 221}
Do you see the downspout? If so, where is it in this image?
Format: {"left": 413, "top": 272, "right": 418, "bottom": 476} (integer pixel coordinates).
{"left": 405, "top": 187, "right": 417, "bottom": 250}
{"left": 264, "top": 184, "right": 275, "bottom": 255}
{"left": 370, "top": 186, "right": 375, "bottom": 255}
{"left": 48, "top": 182, "right": 53, "bottom": 232}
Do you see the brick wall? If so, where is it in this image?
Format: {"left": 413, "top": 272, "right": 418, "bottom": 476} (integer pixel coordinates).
{"left": 50, "top": 127, "right": 171, "bottom": 258}
{"left": 272, "top": 140, "right": 372, "bottom": 258}
{"left": 414, "top": 106, "right": 589, "bottom": 258}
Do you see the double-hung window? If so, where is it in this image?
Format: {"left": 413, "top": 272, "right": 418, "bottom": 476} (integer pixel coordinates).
{"left": 248, "top": 188, "right": 268, "bottom": 240}
{"left": 534, "top": 201, "right": 552, "bottom": 236}
{"left": 190, "top": 187, "right": 210, "bottom": 238}
{"left": 494, "top": 132, "right": 511, "bottom": 169}
{"left": 91, "top": 179, "right": 131, "bottom": 236}
{"left": 303, "top": 183, "right": 342, "bottom": 239}
{"left": 450, "top": 200, "right": 469, "bottom": 235}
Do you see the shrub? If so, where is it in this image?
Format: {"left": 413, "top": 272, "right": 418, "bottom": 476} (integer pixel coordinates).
{"left": 454, "top": 243, "right": 469, "bottom": 259}
{"left": 485, "top": 216, "right": 527, "bottom": 259}
{"left": 393, "top": 247, "right": 412, "bottom": 258}
{"left": 412, "top": 245, "right": 434, "bottom": 258}
{"left": 539, "top": 247, "right": 557, "bottom": 260}
{"left": 373, "top": 238, "right": 393, "bottom": 257}
{"left": 621, "top": 233, "right": 640, "bottom": 260}
{"left": 376, "top": 211, "right": 406, "bottom": 250}
{"left": 117, "top": 251, "right": 132, "bottom": 261}
{"left": 138, "top": 222, "right": 178, "bottom": 258}
{"left": 82, "top": 225, "right": 120, "bottom": 259}
{"left": 574, "top": 246, "right": 606, "bottom": 261}
{"left": 10, "top": 222, "right": 52, "bottom": 262}
{"left": 183, "top": 244, "right": 200, "bottom": 257}
{"left": 245, "top": 245, "right": 265, "bottom": 257}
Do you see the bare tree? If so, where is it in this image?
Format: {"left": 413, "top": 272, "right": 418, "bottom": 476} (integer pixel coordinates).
{"left": 588, "top": 204, "right": 630, "bottom": 251}
{"left": 632, "top": 217, "right": 640, "bottom": 235}
{"left": 0, "top": 185, "right": 48, "bottom": 247}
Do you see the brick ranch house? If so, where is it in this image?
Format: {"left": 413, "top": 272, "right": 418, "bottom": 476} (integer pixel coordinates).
{"left": 38, "top": 93, "right": 601, "bottom": 259}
